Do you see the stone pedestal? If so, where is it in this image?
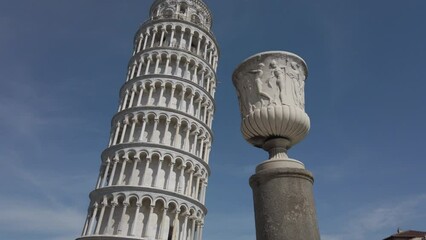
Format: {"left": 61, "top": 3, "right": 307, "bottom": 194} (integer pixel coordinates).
{"left": 250, "top": 167, "right": 320, "bottom": 240}
{"left": 232, "top": 51, "right": 320, "bottom": 240}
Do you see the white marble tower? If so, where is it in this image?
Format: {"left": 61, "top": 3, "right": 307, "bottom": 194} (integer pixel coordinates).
{"left": 77, "top": 0, "right": 219, "bottom": 239}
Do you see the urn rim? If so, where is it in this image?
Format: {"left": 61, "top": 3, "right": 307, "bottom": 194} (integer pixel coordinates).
{"left": 232, "top": 50, "right": 309, "bottom": 83}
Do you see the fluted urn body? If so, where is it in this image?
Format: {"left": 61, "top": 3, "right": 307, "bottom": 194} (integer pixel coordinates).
{"left": 233, "top": 51, "right": 310, "bottom": 170}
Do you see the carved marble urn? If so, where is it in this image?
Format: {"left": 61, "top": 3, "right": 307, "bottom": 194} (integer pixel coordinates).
{"left": 232, "top": 51, "right": 310, "bottom": 170}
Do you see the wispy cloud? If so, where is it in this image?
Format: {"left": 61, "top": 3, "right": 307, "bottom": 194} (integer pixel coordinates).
{"left": 321, "top": 194, "right": 426, "bottom": 240}
{"left": 0, "top": 198, "right": 84, "bottom": 238}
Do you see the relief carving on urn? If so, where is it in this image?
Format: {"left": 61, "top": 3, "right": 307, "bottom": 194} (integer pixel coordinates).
{"left": 233, "top": 51, "right": 310, "bottom": 170}
{"left": 235, "top": 53, "right": 307, "bottom": 116}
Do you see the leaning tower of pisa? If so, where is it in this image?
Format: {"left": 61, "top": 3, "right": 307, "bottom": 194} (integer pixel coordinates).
{"left": 77, "top": 0, "right": 219, "bottom": 239}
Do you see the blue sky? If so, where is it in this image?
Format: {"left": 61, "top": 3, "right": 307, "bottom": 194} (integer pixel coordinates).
{"left": 0, "top": 0, "right": 425, "bottom": 239}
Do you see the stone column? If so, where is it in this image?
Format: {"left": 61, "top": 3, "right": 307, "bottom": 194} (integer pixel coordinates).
{"left": 139, "top": 117, "right": 148, "bottom": 141}
{"left": 137, "top": 85, "right": 145, "bottom": 106}
{"left": 128, "top": 116, "right": 138, "bottom": 142}
{"left": 130, "top": 203, "right": 142, "bottom": 236}
{"left": 130, "top": 63, "right": 137, "bottom": 80}
{"left": 150, "top": 117, "right": 159, "bottom": 142}
{"left": 168, "top": 86, "right": 176, "bottom": 108}
{"left": 142, "top": 158, "right": 152, "bottom": 187}
{"left": 147, "top": 83, "right": 155, "bottom": 105}
{"left": 129, "top": 86, "right": 137, "bottom": 108}
{"left": 173, "top": 122, "right": 181, "bottom": 147}
{"left": 137, "top": 59, "right": 144, "bottom": 77}
{"left": 144, "top": 205, "right": 155, "bottom": 238}
{"left": 94, "top": 201, "right": 107, "bottom": 235}
{"left": 158, "top": 83, "right": 166, "bottom": 106}
{"left": 172, "top": 210, "right": 180, "bottom": 240}
{"left": 130, "top": 157, "right": 140, "bottom": 185}
{"left": 158, "top": 207, "right": 168, "bottom": 239}
{"left": 87, "top": 203, "right": 99, "bottom": 235}
{"left": 143, "top": 31, "right": 150, "bottom": 50}
{"left": 192, "top": 131, "right": 199, "bottom": 155}
{"left": 159, "top": 27, "right": 166, "bottom": 47}
{"left": 118, "top": 201, "right": 129, "bottom": 235}
{"left": 250, "top": 168, "right": 320, "bottom": 240}
{"left": 119, "top": 117, "right": 129, "bottom": 144}
{"left": 153, "top": 158, "right": 164, "bottom": 187}
{"left": 181, "top": 213, "right": 189, "bottom": 240}
{"left": 137, "top": 35, "right": 143, "bottom": 52}
{"left": 198, "top": 223, "right": 204, "bottom": 240}
{"left": 177, "top": 165, "right": 185, "bottom": 193}
{"left": 101, "top": 159, "right": 111, "bottom": 187}
{"left": 232, "top": 51, "right": 319, "bottom": 240}
{"left": 188, "top": 31, "right": 194, "bottom": 51}
{"left": 107, "top": 201, "right": 118, "bottom": 235}
{"left": 185, "top": 168, "right": 194, "bottom": 196}
{"left": 150, "top": 29, "right": 158, "bottom": 47}
{"left": 164, "top": 56, "right": 171, "bottom": 75}
{"left": 161, "top": 119, "right": 171, "bottom": 144}
{"left": 112, "top": 122, "right": 121, "bottom": 145}
{"left": 154, "top": 55, "right": 161, "bottom": 74}
{"left": 196, "top": 38, "right": 202, "bottom": 55}
{"left": 165, "top": 161, "right": 175, "bottom": 190}
{"left": 117, "top": 156, "right": 129, "bottom": 185}
{"left": 169, "top": 27, "right": 176, "bottom": 47}
{"left": 108, "top": 157, "right": 119, "bottom": 186}
{"left": 194, "top": 174, "right": 201, "bottom": 199}
{"left": 145, "top": 56, "right": 152, "bottom": 75}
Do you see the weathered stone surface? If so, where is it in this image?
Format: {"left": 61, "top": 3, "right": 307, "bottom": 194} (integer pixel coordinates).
{"left": 232, "top": 51, "right": 310, "bottom": 170}
{"left": 232, "top": 51, "right": 310, "bottom": 151}
{"left": 250, "top": 168, "right": 320, "bottom": 240}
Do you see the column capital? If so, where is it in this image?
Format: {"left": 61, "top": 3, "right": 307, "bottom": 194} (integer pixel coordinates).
{"left": 192, "top": 129, "right": 200, "bottom": 135}
{"left": 132, "top": 84, "right": 139, "bottom": 92}
{"left": 101, "top": 200, "right": 108, "bottom": 206}
{"left": 123, "top": 155, "right": 131, "bottom": 162}
{"left": 132, "top": 115, "right": 139, "bottom": 123}
{"left": 124, "top": 116, "right": 131, "bottom": 125}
